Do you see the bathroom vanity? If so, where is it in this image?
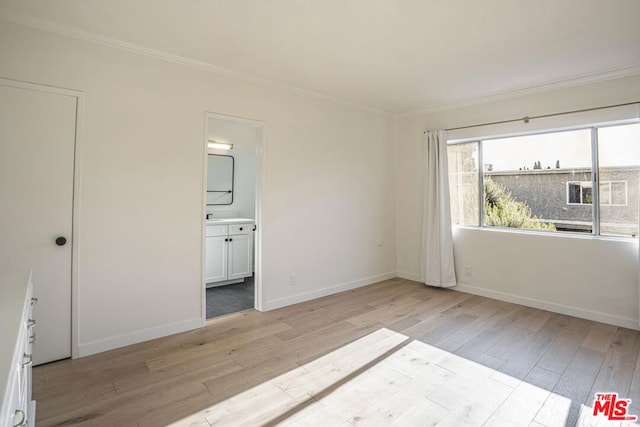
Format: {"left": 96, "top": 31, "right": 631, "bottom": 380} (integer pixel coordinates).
{"left": 205, "top": 218, "right": 254, "bottom": 287}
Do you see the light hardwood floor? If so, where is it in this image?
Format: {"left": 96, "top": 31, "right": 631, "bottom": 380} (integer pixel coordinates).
{"left": 33, "top": 278, "right": 640, "bottom": 426}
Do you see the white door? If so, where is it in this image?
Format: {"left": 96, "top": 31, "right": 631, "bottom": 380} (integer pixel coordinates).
{"left": 0, "top": 82, "right": 76, "bottom": 365}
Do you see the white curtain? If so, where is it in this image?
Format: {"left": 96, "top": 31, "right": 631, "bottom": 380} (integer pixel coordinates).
{"left": 422, "top": 130, "right": 457, "bottom": 287}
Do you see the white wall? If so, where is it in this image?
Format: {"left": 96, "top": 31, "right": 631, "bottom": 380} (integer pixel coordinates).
{"left": 395, "top": 74, "right": 640, "bottom": 328}
{"left": 0, "top": 20, "right": 397, "bottom": 355}
{"left": 207, "top": 117, "right": 258, "bottom": 219}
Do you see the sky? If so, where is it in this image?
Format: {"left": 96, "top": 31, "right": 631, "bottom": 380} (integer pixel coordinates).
{"left": 481, "top": 123, "right": 640, "bottom": 171}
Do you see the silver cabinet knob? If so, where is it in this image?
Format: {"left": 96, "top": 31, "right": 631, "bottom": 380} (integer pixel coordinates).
{"left": 22, "top": 353, "right": 32, "bottom": 367}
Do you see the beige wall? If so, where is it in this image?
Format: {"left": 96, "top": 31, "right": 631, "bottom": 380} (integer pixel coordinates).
{"left": 0, "top": 21, "right": 397, "bottom": 355}
{"left": 395, "top": 74, "right": 640, "bottom": 328}
{"left": 3, "top": 15, "right": 638, "bottom": 357}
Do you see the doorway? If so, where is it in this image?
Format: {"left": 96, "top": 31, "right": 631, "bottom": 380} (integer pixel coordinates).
{"left": 203, "top": 113, "right": 263, "bottom": 320}
{"left": 0, "top": 78, "right": 80, "bottom": 364}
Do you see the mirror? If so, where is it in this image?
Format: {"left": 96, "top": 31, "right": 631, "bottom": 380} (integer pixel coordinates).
{"left": 207, "top": 154, "right": 234, "bottom": 205}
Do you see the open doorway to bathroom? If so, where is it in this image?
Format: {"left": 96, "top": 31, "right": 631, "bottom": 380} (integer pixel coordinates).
{"left": 203, "top": 113, "right": 263, "bottom": 320}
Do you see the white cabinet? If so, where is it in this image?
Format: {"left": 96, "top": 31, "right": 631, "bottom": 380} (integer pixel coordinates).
{"left": 205, "top": 225, "right": 228, "bottom": 283}
{"left": 1, "top": 272, "right": 36, "bottom": 427}
{"left": 205, "top": 221, "right": 254, "bottom": 287}
{"left": 227, "top": 233, "right": 252, "bottom": 280}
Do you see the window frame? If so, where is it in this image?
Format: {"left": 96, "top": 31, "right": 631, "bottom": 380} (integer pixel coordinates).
{"left": 447, "top": 121, "right": 639, "bottom": 239}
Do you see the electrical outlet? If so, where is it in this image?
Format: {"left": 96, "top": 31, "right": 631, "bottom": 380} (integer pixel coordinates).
{"left": 465, "top": 265, "right": 473, "bottom": 277}
{"left": 289, "top": 273, "right": 296, "bottom": 286}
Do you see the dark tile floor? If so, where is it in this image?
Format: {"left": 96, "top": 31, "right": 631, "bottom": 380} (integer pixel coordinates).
{"left": 206, "top": 276, "right": 255, "bottom": 319}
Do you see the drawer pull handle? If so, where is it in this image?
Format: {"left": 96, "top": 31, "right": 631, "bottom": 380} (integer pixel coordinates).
{"left": 29, "top": 334, "right": 36, "bottom": 344}
{"left": 27, "top": 319, "right": 36, "bottom": 328}
{"left": 229, "top": 238, "right": 233, "bottom": 242}
{"left": 31, "top": 297, "right": 38, "bottom": 305}
{"left": 22, "top": 353, "right": 33, "bottom": 367}
{"left": 13, "top": 409, "right": 26, "bottom": 427}
{"left": 239, "top": 227, "right": 243, "bottom": 231}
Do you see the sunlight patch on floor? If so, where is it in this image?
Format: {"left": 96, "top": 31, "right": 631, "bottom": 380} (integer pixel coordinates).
{"left": 169, "top": 328, "right": 581, "bottom": 426}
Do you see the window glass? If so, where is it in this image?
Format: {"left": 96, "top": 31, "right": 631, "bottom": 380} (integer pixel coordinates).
{"left": 482, "top": 129, "right": 592, "bottom": 233}
{"left": 568, "top": 182, "right": 582, "bottom": 204}
{"left": 597, "top": 123, "right": 640, "bottom": 237}
{"left": 447, "top": 142, "right": 479, "bottom": 226}
{"left": 611, "top": 181, "right": 627, "bottom": 205}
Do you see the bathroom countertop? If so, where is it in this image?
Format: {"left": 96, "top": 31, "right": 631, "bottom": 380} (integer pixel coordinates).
{"left": 205, "top": 218, "right": 254, "bottom": 225}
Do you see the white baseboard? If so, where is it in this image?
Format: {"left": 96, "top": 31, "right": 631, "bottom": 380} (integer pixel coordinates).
{"left": 454, "top": 283, "right": 639, "bottom": 331}
{"left": 78, "top": 317, "right": 204, "bottom": 357}
{"left": 262, "top": 272, "right": 397, "bottom": 311}
{"left": 396, "top": 271, "right": 421, "bottom": 282}
{"left": 78, "top": 274, "right": 637, "bottom": 357}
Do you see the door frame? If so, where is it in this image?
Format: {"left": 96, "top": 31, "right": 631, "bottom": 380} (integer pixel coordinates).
{"left": 202, "top": 112, "right": 266, "bottom": 319}
{"left": 0, "top": 77, "right": 83, "bottom": 359}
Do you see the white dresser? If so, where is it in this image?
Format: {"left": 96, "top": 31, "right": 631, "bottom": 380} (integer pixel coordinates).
{"left": 0, "top": 272, "right": 36, "bottom": 427}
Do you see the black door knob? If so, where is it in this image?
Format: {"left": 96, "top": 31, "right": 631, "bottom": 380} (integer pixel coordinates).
{"left": 55, "top": 237, "right": 67, "bottom": 246}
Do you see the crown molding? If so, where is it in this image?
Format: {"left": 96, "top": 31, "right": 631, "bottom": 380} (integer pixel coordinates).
{"left": 3, "top": 7, "right": 639, "bottom": 118}
{"left": 0, "top": 7, "right": 391, "bottom": 116}
{"left": 397, "top": 65, "right": 640, "bottom": 116}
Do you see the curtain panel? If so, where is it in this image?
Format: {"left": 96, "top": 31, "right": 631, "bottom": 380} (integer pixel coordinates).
{"left": 422, "top": 130, "right": 457, "bottom": 287}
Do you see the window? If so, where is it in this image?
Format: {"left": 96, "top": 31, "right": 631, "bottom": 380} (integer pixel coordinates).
{"left": 448, "top": 122, "right": 640, "bottom": 238}
{"left": 566, "top": 181, "right": 626, "bottom": 205}
{"left": 567, "top": 181, "right": 593, "bottom": 205}
{"left": 598, "top": 181, "right": 627, "bottom": 206}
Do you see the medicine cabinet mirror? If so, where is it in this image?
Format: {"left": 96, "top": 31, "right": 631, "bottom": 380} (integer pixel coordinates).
{"left": 207, "top": 154, "right": 234, "bottom": 205}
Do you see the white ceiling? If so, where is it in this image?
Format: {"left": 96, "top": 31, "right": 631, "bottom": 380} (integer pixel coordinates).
{"left": 1, "top": 0, "right": 639, "bottom": 114}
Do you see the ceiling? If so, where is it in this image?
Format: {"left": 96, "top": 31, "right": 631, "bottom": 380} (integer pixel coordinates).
{"left": 1, "top": 0, "right": 639, "bottom": 114}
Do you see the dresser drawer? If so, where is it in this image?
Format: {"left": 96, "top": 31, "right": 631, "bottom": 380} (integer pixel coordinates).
{"left": 1, "top": 272, "right": 34, "bottom": 427}
{"left": 229, "top": 223, "right": 252, "bottom": 235}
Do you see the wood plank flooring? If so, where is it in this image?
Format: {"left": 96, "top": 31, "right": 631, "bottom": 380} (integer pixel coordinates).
{"left": 33, "top": 278, "right": 640, "bottom": 426}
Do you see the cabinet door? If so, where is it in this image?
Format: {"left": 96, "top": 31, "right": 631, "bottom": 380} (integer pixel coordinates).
{"left": 205, "top": 236, "right": 227, "bottom": 283}
{"left": 227, "top": 234, "right": 252, "bottom": 280}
